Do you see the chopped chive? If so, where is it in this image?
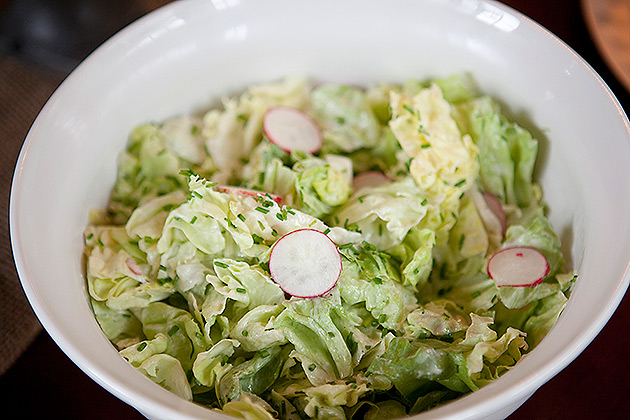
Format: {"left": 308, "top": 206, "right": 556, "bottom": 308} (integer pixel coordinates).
{"left": 255, "top": 206, "right": 269, "bottom": 214}
{"left": 86, "top": 232, "right": 94, "bottom": 240}
{"left": 421, "top": 198, "right": 428, "bottom": 206}
{"left": 420, "top": 143, "right": 431, "bottom": 148}
{"left": 214, "top": 261, "right": 229, "bottom": 269}
{"left": 252, "top": 234, "right": 264, "bottom": 244}
{"left": 237, "top": 213, "right": 246, "bottom": 222}
{"left": 236, "top": 287, "right": 246, "bottom": 293}
{"left": 403, "top": 104, "right": 415, "bottom": 114}
{"left": 168, "top": 325, "right": 180, "bottom": 336}
{"left": 157, "top": 277, "right": 172, "bottom": 286}
{"left": 137, "top": 342, "right": 147, "bottom": 352}
{"left": 378, "top": 314, "right": 387, "bottom": 323}
{"left": 220, "top": 355, "right": 229, "bottom": 366}
{"left": 308, "top": 364, "right": 317, "bottom": 372}
{"left": 323, "top": 228, "right": 331, "bottom": 235}
{"left": 327, "top": 332, "right": 335, "bottom": 338}
{"left": 259, "top": 349, "right": 270, "bottom": 358}
{"left": 257, "top": 220, "right": 266, "bottom": 231}
{"left": 242, "top": 330, "right": 249, "bottom": 337}
{"left": 454, "top": 179, "right": 466, "bottom": 187}
{"left": 192, "top": 190, "right": 203, "bottom": 199}
{"left": 190, "top": 216, "right": 197, "bottom": 224}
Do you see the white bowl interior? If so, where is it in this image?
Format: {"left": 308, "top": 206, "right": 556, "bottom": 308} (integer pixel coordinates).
{"left": 10, "top": 0, "right": 630, "bottom": 419}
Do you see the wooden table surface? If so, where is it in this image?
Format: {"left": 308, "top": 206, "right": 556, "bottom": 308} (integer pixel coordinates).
{"left": 1, "top": 0, "right": 629, "bottom": 419}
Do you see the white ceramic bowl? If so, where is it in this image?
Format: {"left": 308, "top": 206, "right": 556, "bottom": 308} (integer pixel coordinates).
{"left": 10, "top": 0, "right": 630, "bottom": 419}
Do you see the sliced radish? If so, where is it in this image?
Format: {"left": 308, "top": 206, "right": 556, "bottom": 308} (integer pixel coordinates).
{"left": 352, "top": 171, "right": 389, "bottom": 191}
{"left": 215, "top": 185, "right": 283, "bottom": 205}
{"left": 483, "top": 191, "right": 507, "bottom": 237}
{"left": 263, "top": 106, "right": 322, "bottom": 154}
{"left": 268, "top": 229, "right": 342, "bottom": 298}
{"left": 487, "top": 247, "right": 550, "bottom": 287}
{"left": 126, "top": 258, "right": 143, "bottom": 276}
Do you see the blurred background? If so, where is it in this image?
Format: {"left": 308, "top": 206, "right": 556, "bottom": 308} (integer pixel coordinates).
{"left": 0, "top": 0, "right": 628, "bottom": 419}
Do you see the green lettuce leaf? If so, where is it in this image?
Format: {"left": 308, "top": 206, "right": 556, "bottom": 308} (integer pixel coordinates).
{"left": 312, "top": 84, "right": 380, "bottom": 153}
{"left": 137, "top": 353, "right": 193, "bottom": 401}
{"left": 333, "top": 177, "right": 428, "bottom": 250}
{"left": 453, "top": 96, "right": 538, "bottom": 207}
{"left": 217, "top": 345, "right": 290, "bottom": 406}
{"left": 219, "top": 393, "right": 278, "bottom": 420}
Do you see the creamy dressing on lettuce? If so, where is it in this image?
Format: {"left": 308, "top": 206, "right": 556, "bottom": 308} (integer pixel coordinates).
{"left": 84, "top": 75, "right": 574, "bottom": 419}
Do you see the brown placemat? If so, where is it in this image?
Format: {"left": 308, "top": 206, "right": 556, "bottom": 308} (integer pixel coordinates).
{"left": 0, "top": 55, "right": 65, "bottom": 375}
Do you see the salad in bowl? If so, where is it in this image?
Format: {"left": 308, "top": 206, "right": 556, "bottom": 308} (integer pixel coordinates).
{"left": 83, "top": 75, "right": 574, "bottom": 419}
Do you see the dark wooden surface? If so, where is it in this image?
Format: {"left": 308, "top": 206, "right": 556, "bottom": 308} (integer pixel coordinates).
{"left": 1, "top": 0, "right": 629, "bottom": 419}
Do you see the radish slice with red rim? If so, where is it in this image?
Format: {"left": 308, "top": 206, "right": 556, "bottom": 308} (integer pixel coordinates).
{"left": 263, "top": 106, "right": 322, "bottom": 154}
{"left": 352, "top": 171, "right": 389, "bottom": 191}
{"left": 126, "top": 258, "right": 142, "bottom": 276}
{"left": 215, "top": 185, "right": 283, "bottom": 204}
{"left": 487, "top": 246, "right": 550, "bottom": 287}
{"left": 269, "top": 229, "right": 341, "bottom": 298}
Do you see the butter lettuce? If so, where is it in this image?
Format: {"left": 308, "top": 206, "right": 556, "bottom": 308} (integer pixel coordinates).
{"left": 85, "top": 75, "right": 574, "bottom": 419}
{"left": 311, "top": 84, "right": 380, "bottom": 153}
